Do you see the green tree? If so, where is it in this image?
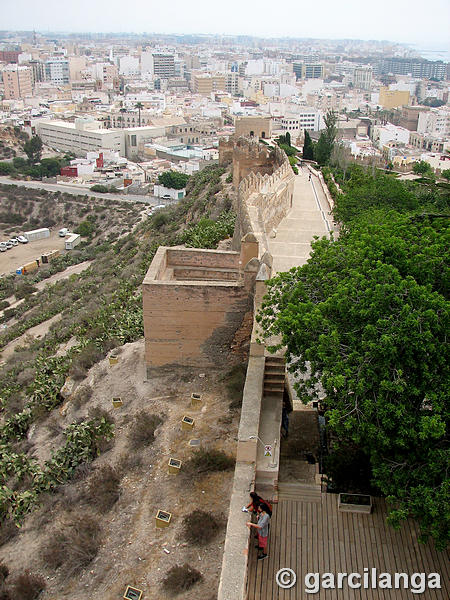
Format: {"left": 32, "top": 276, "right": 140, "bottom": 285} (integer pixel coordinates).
{"left": 135, "top": 102, "right": 144, "bottom": 127}
{"left": 23, "top": 135, "right": 43, "bottom": 165}
{"left": 257, "top": 212, "right": 449, "bottom": 549}
{"left": 285, "top": 131, "right": 291, "bottom": 147}
{"left": 40, "top": 158, "right": 66, "bottom": 177}
{"left": 12, "top": 157, "right": 28, "bottom": 170}
{"left": 303, "top": 130, "right": 315, "bottom": 161}
{"left": 157, "top": 171, "right": 189, "bottom": 190}
{"left": 441, "top": 169, "right": 450, "bottom": 182}
{"left": 0, "top": 162, "right": 15, "bottom": 175}
{"left": 333, "top": 167, "right": 419, "bottom": 223}
{"left": 315, "top": 110, "right": 338, "bottom": 166}
{"left": 413, "top": 161, "right": 433, "bottom": 176}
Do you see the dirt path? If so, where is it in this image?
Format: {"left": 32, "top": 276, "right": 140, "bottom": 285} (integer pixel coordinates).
{"left": 0, "top": 261, "right": 92, "bottom": 321}
{"left": 0, "top": 313, "right": 62, "bottom": 360}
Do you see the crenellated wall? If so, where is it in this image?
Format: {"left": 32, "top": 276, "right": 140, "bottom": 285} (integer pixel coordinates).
{"left": 221, "top": 137, "right": 295, "bottom": 256}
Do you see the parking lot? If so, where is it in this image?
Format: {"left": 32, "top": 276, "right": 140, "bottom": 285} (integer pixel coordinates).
{"left": 0, "top": 231, "right": 67, "bottom": 276}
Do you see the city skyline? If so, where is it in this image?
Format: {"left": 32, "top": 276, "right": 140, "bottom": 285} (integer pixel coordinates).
{"left": 2, "top": 0, "right": 450, "bottom": 50}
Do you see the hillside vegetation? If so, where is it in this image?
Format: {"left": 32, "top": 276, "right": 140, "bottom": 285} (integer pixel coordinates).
{"left": 0, "top": 165, "right": 237, "bottom": 599}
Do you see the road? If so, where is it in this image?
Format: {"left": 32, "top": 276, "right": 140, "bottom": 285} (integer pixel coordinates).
{"left": 0, "top": 176, "right": 159, "bottom": 204}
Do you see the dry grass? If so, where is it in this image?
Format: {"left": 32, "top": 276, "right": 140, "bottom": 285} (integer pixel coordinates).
{"left": 182, "top": 510, "right": 223, "bottom": 546}
{"left": 8, "top": 570, "right": 46, "bottom": 600}
{"left": 41, "top": 513, "right": 101, "bottom": 576}
{"left": 184, "top": 447, "right": 235, "bottom": 475}
{"left": 86, "top": 465, "right": 121, "bottom": 512}
{"left": 162, "top": 563, "right": 203, "bottom": 596}
{"left": 127, "top": 411, "right": 163, "bottom": 450}
{"left": 71, "top": 384, "right": 93, "bottom": 410}
{"left": 0, "top": 520, "right": 19, "bottom": 548}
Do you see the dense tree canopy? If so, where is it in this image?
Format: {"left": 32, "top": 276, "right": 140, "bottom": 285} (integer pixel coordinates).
{"left": 157, "top": 170, "right": 190, "bottom": 190}
{"left": 258, "top": 172, "right": 449, "bottom": 549}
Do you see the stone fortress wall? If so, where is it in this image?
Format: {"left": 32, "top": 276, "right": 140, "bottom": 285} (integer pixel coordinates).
{"left": 219, "top": 137, "right": 295, "bottom": 256}
{"left": 143, "top": 136, "right": 294, "bottom": 374}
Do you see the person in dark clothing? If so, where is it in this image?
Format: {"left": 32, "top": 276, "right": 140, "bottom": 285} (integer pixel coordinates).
{"left": 245, "top": 492, "right": 272, "bottom": 517}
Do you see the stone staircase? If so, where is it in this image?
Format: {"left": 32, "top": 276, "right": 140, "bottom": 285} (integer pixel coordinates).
{"left": 263, "top": 355, "right": 285, "bottom": 398}
{"left": 277, "top": 481, "right": 322, "bottom": 503}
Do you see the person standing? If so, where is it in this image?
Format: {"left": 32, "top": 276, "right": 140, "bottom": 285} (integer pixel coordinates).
{"left": 246, "top": 505, "right": 270, "bottom": 560}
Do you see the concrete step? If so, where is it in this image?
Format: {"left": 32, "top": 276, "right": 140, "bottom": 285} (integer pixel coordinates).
{"left": 265, "top": 357, "right": 285, "bottom": 366}
{"left": 264, "top": 386, "right": 285, "bottom": 395}
{"left": 264, "top": 376, "right": 285, "bottom": 384}
{"left": 278, "top": 482, "right": 322, "bottom": 503}
{"left": 265, "top": 365, "right": 285, "bottom": 373}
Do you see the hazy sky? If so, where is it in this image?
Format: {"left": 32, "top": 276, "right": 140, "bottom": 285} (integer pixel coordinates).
{"left": 3, "top": 0, "right": 450, "bottom": 49}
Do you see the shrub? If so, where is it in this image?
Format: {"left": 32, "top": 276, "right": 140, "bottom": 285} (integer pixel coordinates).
{"left": 86, "top": 465, "right": 121, "bottom": 511}
{"left": 182, "top": 510, "right": 222, "bottom": 546}
{"left": 128, "top": 412, "right": 163, "bottom": 449}
{"left": 14, "top": 282, "right": 37, "bottom": 300}
{"left": 70, "top": 343, "right": 104, "bottom": 379}
{"left": 0, "top": 563, "right": 9, "bottom": 582}
{"left": 71, "top": 384, "right": 93, "bottom": 409}
{"left": 225, "top": 173, "right": 233, "bottom": 184}
{"left": 42, "top": 514, "right": 101, "bottom": 575}
{"left": 9, "top": 571, "right": 45, "bottom": 600}
{"left": 162, "top": 564, "right": 203, "bottom": 595}
{"left": 0, "top": 163, "right": 15, "bottom": 176}
{"left": 185, "top": 448, "right": 235, "bottom": 474}
{"left": 90, "top": 184, "right": 109, "bottom": 193}
{"left": 0, "top": 520, "right": 19, "bottom": 547}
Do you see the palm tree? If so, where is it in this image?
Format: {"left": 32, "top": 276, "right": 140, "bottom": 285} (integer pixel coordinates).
{"left": 135, "top": 102, "right": 144, "bottom": 127}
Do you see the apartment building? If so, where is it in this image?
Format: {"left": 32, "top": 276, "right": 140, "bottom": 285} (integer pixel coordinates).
{"left": 280, "top": 109, "right": 321, "bottom": 133}
{"left": 152, "top": 54, "right": 175, "bottom": 79}
{"left": 2, "top": 65, "right": 33, "bottom": 99}
{"left": 45, "top": 57, "right": 70, "bottom": 85}
{"left": 353, "top": 66, "right": 373, "bottom": 91}
{"left": 293, "top": 62, "right": 324, "bottom": 79}
{"left": 379, "top": 58, "right": 446, "bottom": 81}
{"left": 191, "top": 72, "right": 226, "bottom": 95}
{"left": 379, "top": 87, "right": 410, "bottom": 109}
{"left": 417, "top": 108, "right": 450, "bottom": 137}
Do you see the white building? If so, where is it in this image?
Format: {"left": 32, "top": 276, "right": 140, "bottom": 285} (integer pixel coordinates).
{"left": 371, "top": 123, "right": 411, "bottom": 149}
{"left": 417, "top": 108, "right": 450, "bottom": 137}
{"left": 119, "top": 56, "right": 140, "bottom": 77}
{"left": 279, "top": 109, "right": 322, "bottom": 133}
{"left": 44, "top": 57, "right": 69, "bottom": 85}
{"left": 36, "top": 118, "right": 124, "bottom": 156}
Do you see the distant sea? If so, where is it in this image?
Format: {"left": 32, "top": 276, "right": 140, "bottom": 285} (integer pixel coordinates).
{"left": 410, "top": 44, "right": 450, "bottom": 63}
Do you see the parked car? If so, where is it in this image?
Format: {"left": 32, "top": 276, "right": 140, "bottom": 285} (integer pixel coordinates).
{"left": 4, "top": 241, "right": 13, "bottom": 250}
{"left": 17, "top": 236, "right": 28, "bottom": 243}
{"left": 58, "top": 228, "right": 68, "bottom": 237}
{"left": 0, "top": 243, "right": 7, "bottom": 252}
{"left": 8, "top": 238, "right": 19, "bottom": 246}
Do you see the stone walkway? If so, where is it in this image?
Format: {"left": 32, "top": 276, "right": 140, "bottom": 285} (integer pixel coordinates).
{"left": 269, "top": 168, "right": 333, "bottom": 274}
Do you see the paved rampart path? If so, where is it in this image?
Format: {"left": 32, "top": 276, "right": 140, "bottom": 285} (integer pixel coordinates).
{"left": 269, "top": 167, "right": 333, "bottom": 274}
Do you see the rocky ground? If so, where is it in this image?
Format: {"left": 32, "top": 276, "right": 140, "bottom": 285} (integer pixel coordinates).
{"left": 0, "top": 339, "right": 242, "bottom": 600}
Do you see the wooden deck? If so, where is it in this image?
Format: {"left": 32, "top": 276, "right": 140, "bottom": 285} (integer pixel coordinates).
{"left": 247, "top": 495, "right": 449, "bottom": 599}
